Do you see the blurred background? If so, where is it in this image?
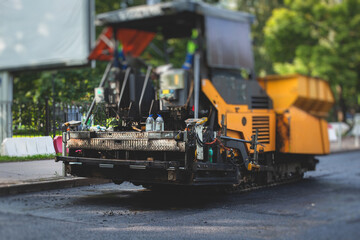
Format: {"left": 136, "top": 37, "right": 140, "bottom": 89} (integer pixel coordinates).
{"left": 0, "top": 2, "right": 359, "bottom": 239}
{"left": 1, "top": 0, "right": 359, "bottom": 145}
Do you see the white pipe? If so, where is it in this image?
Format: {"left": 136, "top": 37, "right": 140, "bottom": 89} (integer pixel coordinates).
{"left": 194, "top": 53, "right": 200, "bottom": 119}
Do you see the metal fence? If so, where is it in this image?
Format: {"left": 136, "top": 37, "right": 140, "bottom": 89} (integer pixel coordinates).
{"left": 12, "top": 100, "right": 89, "bottom": 138}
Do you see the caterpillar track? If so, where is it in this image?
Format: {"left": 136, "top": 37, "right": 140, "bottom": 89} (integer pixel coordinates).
{"left": 140, "top": 173, "right": 304, "bottom": 194}
{"left": 223, "top": 174, "right": 304, "bottom": 194}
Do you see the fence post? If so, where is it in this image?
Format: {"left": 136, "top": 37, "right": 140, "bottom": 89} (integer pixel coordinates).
{"left": 62, "top": 131, "right": 67, "bottom": 177}
{"left": 355, "top": 114, "right": 360, "bottom": 148}
{"left": 45, "top": 97, "right": 49, "bottom": 136}
{"left": 337, "top": 124, "right": 342, "bottom": 148}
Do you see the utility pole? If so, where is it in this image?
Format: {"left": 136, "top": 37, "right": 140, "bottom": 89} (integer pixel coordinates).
{"left": 0, "top": 72, "right": 13, "bottom": 144}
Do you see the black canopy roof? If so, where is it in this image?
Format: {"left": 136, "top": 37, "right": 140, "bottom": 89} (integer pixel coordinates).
{"left": 96, "top": 0, "right": 254, "bottom": 30}
{"left": 96, "top": 1, "right": 255, "bottom": 70}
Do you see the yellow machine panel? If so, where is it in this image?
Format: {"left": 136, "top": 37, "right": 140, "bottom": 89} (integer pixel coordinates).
{"left": 202, "top": 79, "right": 276, "bottom": 152}
{"left": 277, "top": 106, "right": 330, "bottom": 154}
{"left": 258, "top": 74, "right": 334, "bottom": 155}
{"left": 227, "top": 112, "right": 276, "bottom": 152}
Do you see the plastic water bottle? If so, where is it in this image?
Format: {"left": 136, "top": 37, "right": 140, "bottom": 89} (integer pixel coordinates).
{"left": 155, "top": 114, "right": 164, "bottom": 131}
{"left": 146, "top": 114, "right": 155, "bottom": 131}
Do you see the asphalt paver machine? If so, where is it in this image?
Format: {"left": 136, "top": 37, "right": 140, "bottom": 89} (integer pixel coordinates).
{"left": 56, "top": 0, "right": 334, "bottom": 190}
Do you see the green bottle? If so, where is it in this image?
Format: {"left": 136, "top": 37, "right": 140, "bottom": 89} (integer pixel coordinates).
{"left": 208, "top": 147, "right": 213, "bottom": 163}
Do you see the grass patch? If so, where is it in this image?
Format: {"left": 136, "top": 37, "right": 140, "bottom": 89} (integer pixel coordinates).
{"left": 0, "top": 154, "right": 57, "bottom": 163}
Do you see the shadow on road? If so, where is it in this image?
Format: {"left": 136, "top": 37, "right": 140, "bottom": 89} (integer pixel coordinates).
{"left": 71, "top": 177, "right": 349, "bottom": 212}
{"left": 74, "top": 187, "right": 229, "bottom": 211}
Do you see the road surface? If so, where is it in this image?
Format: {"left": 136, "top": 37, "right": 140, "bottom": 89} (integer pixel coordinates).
{"left": 0, "top": 151, "right": 360, "bottom": 240}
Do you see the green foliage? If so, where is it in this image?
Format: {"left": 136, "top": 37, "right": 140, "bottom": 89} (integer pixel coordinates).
{"left": 13, "top": 129, "right": 62, "bottom": 137}
{"left": 13, "top": 63, "right": 107, "bottom": 131}
{"left": 264, "top": 0, "right": 360, "bottom": 114}
{"left": 265, "top": 8, "right": 317, "bottom": 63}
{"left": 0, "top": 154, "right": 56, "bottom": 162}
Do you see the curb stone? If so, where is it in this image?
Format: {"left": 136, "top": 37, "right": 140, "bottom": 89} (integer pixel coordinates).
{"left": 0, "top": 177, "right": 111, "bottom": 196}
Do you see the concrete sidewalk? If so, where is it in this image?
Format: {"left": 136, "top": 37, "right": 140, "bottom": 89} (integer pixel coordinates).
{"left": 0, "top": 160, "right": 63, "bottom": 186}
{"left": 330, "top": 136, "right": 360, "bottom": 153}
{"left": 0, "top": 159, "right": 109, "bottom": 196}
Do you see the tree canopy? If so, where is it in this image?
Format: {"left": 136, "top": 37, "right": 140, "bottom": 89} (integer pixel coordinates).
{"left": 264, "top": 0, "right": 360, "bottom": 118}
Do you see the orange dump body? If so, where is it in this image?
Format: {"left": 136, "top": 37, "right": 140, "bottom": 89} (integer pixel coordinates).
{"left": 258, "top": 74, "right": 334, "bottom": 155}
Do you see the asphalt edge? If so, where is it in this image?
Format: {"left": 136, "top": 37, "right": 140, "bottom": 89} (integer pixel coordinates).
{"left": 0, "top": 177, "right": 111, "bottom": 197}
{"left": 330, "top": 148, "right": 360, "bottom": 155}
